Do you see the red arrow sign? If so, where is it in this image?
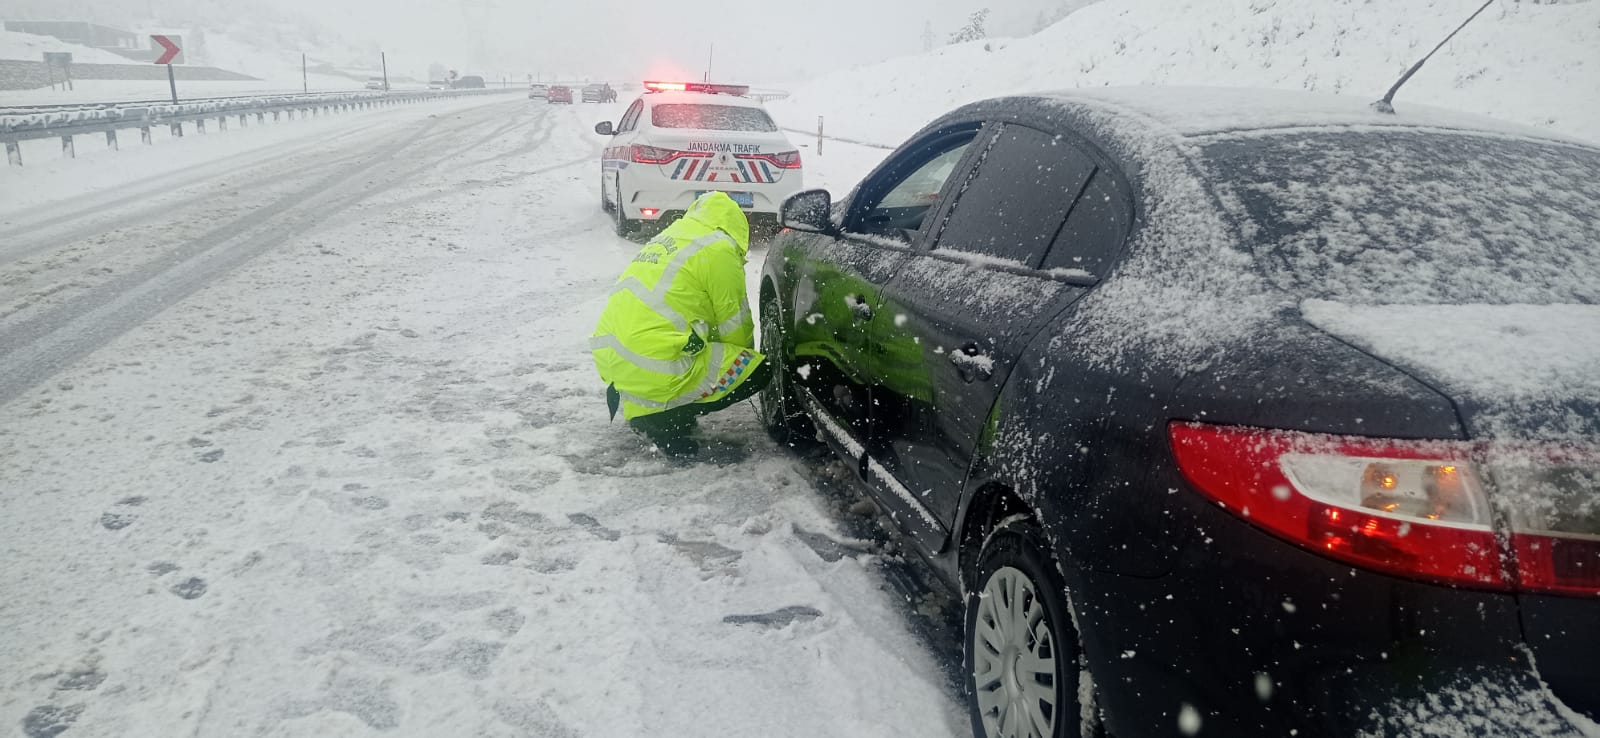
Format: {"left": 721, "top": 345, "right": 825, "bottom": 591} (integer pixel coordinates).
{"left": 151, "top": 35, "right": 182, "bottom": 65}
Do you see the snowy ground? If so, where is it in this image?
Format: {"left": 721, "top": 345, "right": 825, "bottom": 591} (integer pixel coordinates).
{"left": 0, "top": 97, "right": 962, "bottom": 737}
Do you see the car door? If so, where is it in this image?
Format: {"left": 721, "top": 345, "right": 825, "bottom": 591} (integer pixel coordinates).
{"left": 783, "top": 125, "right": 984, "bottom": 460}
{"left": 604, "top": 100, "right": 644, "bottom": 197}
{"left": 866, "top": 123, "right": 1121, "bottom": 549}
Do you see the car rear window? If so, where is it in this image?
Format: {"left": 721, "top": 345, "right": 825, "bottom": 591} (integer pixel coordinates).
{"left": 1205, "top": 132, "right": 1600, "bottom": 305}
{"left": 651, "top": 104, "right": 777, "bottom": 132}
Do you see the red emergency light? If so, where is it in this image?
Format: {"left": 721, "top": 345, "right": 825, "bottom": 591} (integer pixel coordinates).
{"left": 642, "top": 81, "right": 751, "bottom": 96}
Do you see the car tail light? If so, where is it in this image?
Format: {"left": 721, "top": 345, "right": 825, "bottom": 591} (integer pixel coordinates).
{"left": 1491, "top": 451, "right": 1600, "bottom": 596}
{"left": 1170, "top": 423, "right": 1600, "bottom": 596}
{"left": 632, "top": 145, "right": 709, "bottom": 165}
{"left": 736, "top": 151, "right": 802, "bottom": 169}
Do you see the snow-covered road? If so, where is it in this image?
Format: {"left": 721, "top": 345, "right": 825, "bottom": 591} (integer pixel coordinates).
{"left": 0, "top": 96, "right": 966, "bottom": 737}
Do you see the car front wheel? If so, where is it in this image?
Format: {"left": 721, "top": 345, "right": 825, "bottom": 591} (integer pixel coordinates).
{"left": 966, "top": 519, "right": 1103, "bottom": 738}
{"left": 757, "top": 291, "right": 816, "bottom": 446}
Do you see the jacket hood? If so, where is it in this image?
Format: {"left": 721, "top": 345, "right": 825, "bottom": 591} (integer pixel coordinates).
{"left": 683, "top": 191, "right": 750, "bottom": 255}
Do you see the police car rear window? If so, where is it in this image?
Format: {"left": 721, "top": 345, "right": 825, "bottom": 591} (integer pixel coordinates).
{"left": 651, "top": 104, "right": 777, "bottom": 132}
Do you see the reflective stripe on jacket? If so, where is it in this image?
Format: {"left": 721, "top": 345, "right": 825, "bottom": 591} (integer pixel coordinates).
{"left": 590, "top": 191, "right": 764, "bottom": 420}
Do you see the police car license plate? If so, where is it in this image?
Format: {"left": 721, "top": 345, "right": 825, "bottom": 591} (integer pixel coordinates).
{"left": 699, "top": 190, "right": 755, "bottom": 208}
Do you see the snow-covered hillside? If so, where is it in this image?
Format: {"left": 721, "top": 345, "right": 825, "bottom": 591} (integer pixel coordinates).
{"left": 0, "top": 30, "right": 136, "bottom": 65}
{"left": 772, "top": 0, "right": 1600, "bottom": 145}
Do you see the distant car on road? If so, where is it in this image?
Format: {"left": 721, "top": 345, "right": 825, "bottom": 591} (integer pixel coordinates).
{"left": 757, "top": 86, "right": 1600, "bottom": 738}
{"left": 547, "top": 86, "right": 573, "bottom": 104}
{"left": 427, "top": 80, "right": 449, "bottom": 90}
{"left": 453, "top": 75, "right": 486, "bottom": 90}
{"left": 582, "top": 83, "right": 615, "bottom": 103}
{"left": 364, "top": 76, "right": 386, "bottom": 91}
{"left": 529, "top": 83, "right": 548, "bottom": 99}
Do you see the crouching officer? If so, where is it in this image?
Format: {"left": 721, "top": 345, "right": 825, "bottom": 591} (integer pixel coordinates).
{"left": 590, "top": 191, "right": 770, "bottom": 457}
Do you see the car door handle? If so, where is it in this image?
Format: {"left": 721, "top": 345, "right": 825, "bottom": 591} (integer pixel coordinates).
{"left": 950, "top": 342, "right": 994, "bottom": 383}
{"left": 848, "top": 296, "right": 874, "bottom": 322}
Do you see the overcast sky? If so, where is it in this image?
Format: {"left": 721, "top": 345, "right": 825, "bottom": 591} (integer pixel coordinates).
{"left": 277, "top": 0, "right": 1071, "bottom": 82}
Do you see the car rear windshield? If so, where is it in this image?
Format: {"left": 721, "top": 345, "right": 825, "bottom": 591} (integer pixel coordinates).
{"left": 1204, "top": 131, "right": 1600, "bottom": 305}
{"left": 651, "top": 104, "right": 777, "bottom": 132}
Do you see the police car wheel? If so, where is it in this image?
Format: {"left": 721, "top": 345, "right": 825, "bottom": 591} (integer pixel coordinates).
{"left": 757, "top": 292, "right": 816, "bottom": 446}
{"left": 613, "top": 189, "right": 637, "bottom": 236}
{"left": 600, "top": 175, "right": 615, "bottom": 214}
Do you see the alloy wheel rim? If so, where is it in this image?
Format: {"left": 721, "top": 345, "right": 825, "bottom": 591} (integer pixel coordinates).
{"left": 973, "top": 566, "right": 1059, "bottom": 738}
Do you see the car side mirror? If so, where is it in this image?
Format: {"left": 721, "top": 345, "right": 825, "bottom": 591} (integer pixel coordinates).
{"left": 781, "top": 190, "right": 835, "bottom": 234}
{"left": 594, "top": 121, "right": 614, "bottom": 136}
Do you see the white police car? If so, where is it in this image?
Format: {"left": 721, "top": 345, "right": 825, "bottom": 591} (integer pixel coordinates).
{"left": 595, "top": 81, "right": 804, "bottom": 236}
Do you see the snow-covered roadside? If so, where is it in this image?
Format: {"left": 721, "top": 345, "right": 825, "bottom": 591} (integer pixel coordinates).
{"left": 0, "top": 76, "right": 386, "bottom": 107}
{"left": 0, "top": 95, "right": 507, "bottom": 217}
{"left": 0, "top": 102, "right": 959, "bottom": 736}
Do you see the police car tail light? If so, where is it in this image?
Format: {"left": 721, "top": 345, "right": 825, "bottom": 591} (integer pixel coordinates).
{"left": 737, "top": 151, "right": 802, "bottom": 169}
{"left": 643, "top": 81, "right": 751, "bottom": 96}
{"left": 632, "top": 145, "right": 709, "bottom": 165}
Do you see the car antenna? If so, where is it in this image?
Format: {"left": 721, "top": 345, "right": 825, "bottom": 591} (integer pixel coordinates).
{"left": 1372, "top": 0, "right": 1495, "bottom": 114}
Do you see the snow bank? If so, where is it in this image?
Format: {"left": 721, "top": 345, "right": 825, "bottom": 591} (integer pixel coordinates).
{"left": 773, "top": 0, "right": 1600, "bottom": 145}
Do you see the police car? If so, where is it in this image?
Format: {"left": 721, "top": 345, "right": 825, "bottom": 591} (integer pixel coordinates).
{"left": 594, "top": 81, "right": 804, "bottom": 236}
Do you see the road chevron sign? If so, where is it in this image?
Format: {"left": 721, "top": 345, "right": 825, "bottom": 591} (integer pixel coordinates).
{"left": 151, "top": 35, "right": 183, "bottom": 65}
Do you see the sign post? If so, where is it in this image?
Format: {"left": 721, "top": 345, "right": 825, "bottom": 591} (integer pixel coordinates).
{"left": 43, "top": 52, "right": 73, "bottom": 91}
{"left": 150, "top": 35, "right": 184, "bottom": 104}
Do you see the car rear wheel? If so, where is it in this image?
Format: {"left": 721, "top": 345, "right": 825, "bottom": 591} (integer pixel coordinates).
{"left": 613, "top": 180, "right": 637, "bottom": 237}
{"left": 966, "top": 519, "right": 1104, "bottom": 738}
{"left": 757, "top": 291, "right": 816, "bottom": 446}
{"left": 601, "top": 174, "right": 615, "bottom": 214}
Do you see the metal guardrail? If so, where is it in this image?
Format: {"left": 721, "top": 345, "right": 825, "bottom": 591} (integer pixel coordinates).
{"left": 1, "top": 87, "right": 521, "bottom": 166}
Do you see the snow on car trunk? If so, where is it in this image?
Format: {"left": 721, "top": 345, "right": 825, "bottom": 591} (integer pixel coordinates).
{"left": 1299, "top": 302, "right": 1600, "bottom": 441}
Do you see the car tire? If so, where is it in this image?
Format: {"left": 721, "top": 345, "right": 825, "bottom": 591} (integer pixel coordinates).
{"left": 613, "top": 183, "right": 637, "bottom": 237}
{"left": 757, "top": 291, "right": 817, "bottom": 446}
{"left": 601, "top": 174, "right": 615, "bottom": 214}
{"left": 965, "top": 518, "right": 1104, "bottom": 738}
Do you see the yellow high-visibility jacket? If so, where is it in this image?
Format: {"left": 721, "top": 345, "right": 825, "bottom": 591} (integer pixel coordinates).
{"left": 590, "top": 192, "right": 764, "bottom": 420}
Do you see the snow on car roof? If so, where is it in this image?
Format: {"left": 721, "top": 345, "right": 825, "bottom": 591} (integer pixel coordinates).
{"left": 1033, "top": 86, "right": 1584, "bottom": 144}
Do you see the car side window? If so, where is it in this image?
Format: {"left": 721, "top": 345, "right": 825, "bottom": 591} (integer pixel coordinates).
{"left": 933, "top": 125, "right": 1096, "bottom": 268}
{"left": 850, "top": 131, "right": 978, "bottom": 241}
{"left": 618, "top": 101, "right": 644, "bottom": 133}
{"left": 1040, "top": 170, "right": 1132, "bottom": 277}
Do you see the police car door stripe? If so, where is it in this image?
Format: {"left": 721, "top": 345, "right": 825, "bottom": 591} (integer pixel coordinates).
{"left": 672, "top": 159, "right": 689, "bottom": 179}
{"left": 683, "top": 160, "right": 700, "bottom": 180}
{"left": 761, "top": 162, "right": 776, "bottom": 181}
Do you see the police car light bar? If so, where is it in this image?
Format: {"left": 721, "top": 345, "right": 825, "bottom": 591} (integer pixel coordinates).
{"left": 642, "top": 81, "right": 751, "bottom": 96}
